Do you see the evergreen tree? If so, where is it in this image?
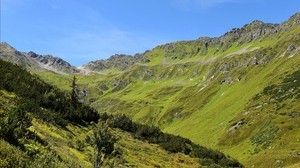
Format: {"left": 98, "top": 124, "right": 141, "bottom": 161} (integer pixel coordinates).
{"left": 93, "top": 124, "right": 117, "bottom": 168}
{"left": 70, "top": 75, "right": 79, "bottom": 106}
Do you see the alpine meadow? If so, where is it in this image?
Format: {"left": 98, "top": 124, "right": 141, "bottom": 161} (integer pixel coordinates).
{"left": 1, "top": 11, "right": 300, "bottom": 168}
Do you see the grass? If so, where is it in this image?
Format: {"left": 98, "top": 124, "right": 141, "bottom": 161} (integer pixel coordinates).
{"left": 112, "top": 129, "right": 199, "bottom": 168}
{"left": 28, "top": 118, "right": 200, "bottom": 168}
{"left": 31, "top": 22, "right": 300, "bottom": 167}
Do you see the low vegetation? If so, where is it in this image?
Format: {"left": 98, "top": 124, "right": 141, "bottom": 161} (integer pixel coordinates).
{"left": 0, "top": 60, "right": 242, "bottom": 167}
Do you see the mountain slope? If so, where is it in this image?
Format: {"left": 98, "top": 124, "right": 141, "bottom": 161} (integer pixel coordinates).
{"left": 0, "top": 59, "right": 242, "bottom": 167}
{"left": 2, "top": 13, "right": 300, "bottom": 167}
{"left": 0, "top": 42, "right": 78, "bottom": 73}
{"left": 45, "top": 13, "right": 300, "bottom": 167}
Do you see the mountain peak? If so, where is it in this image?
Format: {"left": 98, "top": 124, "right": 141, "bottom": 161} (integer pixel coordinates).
{"left": 283, "top": 12, "right": 300, "bottom": 27}
{"left": 0, "top": 43, "right": 79, "bottom": 73}
{"left": 219, "top": 19, "right": 278, "bottom": 44}
{"left": 244, "top": 20, "right": 265, "bottom": 28}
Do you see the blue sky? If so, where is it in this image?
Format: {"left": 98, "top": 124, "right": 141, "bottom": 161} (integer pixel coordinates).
{"left": 1, "top": 0, "right": 299, "bottom": 66}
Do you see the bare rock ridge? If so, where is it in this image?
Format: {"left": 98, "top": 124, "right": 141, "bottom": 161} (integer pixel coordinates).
{"left": 218, "top": 20, "right": 279, "bottom": 44}
{"left": 0, "top": 42, "right": 39, "bottom": 68}
{"left": 26, "top": 51, "right": 79, "bottom": 73}
{"left": 0, "top": 42, "right": 79, "bottom": 73}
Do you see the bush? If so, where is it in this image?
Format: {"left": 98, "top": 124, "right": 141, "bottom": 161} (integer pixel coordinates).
{"left": 93, "top": 124, "right": 117, "bottom": 168}
{"left": 0, "top": 140, "right": 29, "bottom": 168}
{"left": 106, "top": 114, "right": 243, "bottom": 167}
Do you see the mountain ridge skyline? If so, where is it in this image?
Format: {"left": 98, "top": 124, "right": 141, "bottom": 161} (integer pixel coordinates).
{"left": 2, "top": 0, "right": 299, "bottom": 66}
{"left": 1, "top": 12, "right": 299, "bottom": 70}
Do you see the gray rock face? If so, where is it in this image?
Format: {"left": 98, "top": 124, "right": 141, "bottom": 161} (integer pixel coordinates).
{"left": 0, "top": 42, "right": 39, "bottom": 68}
{"left": 0, "top": 43, "right": 79, "bottom": 73}
{"left": 82, "top": 54, "right": 141, "bottom": 72}
{"left": 218, "top": 20, "right": 279, "bottom": 44}
{"left": 281, "top": 12, "right": 300, "bottom": 29}
{"left": 26, "top": 51, "right": 79, "bottom": 73}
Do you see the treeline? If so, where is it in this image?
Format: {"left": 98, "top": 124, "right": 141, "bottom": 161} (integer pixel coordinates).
{"left": 100, "top": 113, "right": 243, "bottom": 167}
{"left": 0, "top": 59, "right": 99, "bottom": 125}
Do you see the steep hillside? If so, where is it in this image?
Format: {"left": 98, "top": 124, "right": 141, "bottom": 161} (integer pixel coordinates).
{"left": 1, "top": 13, "right": 300, "bottom": 167}
{"left": 30, "top": 13, "right": 300, "bottom": 167}
{"left": 0, "top": 42, "right": 40, "bottom": 68}
{"left": 0, "top": 60, "right": 242, "bottom": 167}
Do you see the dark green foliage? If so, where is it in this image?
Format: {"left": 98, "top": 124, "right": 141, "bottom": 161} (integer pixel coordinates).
{"left": 0, "top": 60, "right": 101, "bottom": 167}
{"left": 108, "top": 114, "right": 137, "bottom": 132}
{"left": 70, "top": 75, "right": 79, "bottom": 106}
{"left": 0, "top": 140, "right": 29, "bottom": 168}
{"left": 103, "top": 114, "right": 243, "bottom": 167}
{"left": 93, "top": 124, "right": 117, "bottom": 168}
{"left": 262, "top": 70, "right": 300, "bottom": 102}
{"left": 0, "top": 59, "right": 99, "bottom": 124}
{"left": 0, "top": 106, "right": 32, "bottom": 146}
{"left": 0, "top": 139, "right": 63, "bottom": 168}
{"left": 250, "top": 122, "right": 279, "bottom": 150}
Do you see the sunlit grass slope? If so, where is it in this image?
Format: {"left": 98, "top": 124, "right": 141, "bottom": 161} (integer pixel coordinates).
{"left": 35, "top": 15, "right": 300, "bottom": 167}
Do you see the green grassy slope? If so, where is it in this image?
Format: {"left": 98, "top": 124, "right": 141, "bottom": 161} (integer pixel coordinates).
{"left": 18, "top": 13, "right": 300, "bottom": 167}
{"left": 0, "top": 91, "right": 200, "bottom": 167}
{"left": 0, "top": 60, "right": 242, "bottom": 167}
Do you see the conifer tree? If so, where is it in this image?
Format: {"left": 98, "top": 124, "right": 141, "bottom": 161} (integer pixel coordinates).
{"left": 70, "top": 75, "right": 79, "bottom": 106}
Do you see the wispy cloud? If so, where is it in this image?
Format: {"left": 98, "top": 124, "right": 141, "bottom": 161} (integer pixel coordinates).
{"left": 54, "top": 27, "right": 162, "bottom": 65}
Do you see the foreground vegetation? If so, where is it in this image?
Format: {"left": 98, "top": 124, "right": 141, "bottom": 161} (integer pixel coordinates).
{"left": 0, "top": 59, "right": 242, "bottom": 167}
{"left": 32, "top": 14, "right": 300, "bottom": 167}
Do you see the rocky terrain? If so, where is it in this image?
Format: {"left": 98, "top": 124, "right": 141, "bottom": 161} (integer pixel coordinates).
{"left": 0, "top": 42, "right": 78, "bottom": 73}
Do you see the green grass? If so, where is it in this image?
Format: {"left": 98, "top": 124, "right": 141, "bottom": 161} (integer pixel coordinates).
{"left": 31, "top": 22, "right": 300, "bottom": 167}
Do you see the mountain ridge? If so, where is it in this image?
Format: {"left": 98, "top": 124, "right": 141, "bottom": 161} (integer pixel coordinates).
{"left": 80, "top": 12, "right": 299, "bottom": 72}
{"left": 1, "top": 13, "right": 299, "bottom": 74}
{"left": 1, "top": 12, "right": 300, "bottom": 167}
{"left": 0, "top": 42, "right": 79, "bottom": 74}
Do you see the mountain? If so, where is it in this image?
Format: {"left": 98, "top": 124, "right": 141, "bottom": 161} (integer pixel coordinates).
{"left": 80, "top": 17, "right": 280, "bottom": 72}
{"left": 0, "top": 59, "right": 241, "bottom": 167}
{"left": 0, "top": 42, "right": 40, "bottom": 68}
{"left": 81, "top": 54, "right": 139, "bottom": 72}
{"left": 0, "top": 42, "right": 79, "bottom": 73}
{"left": 1, "top": 12, "right": 300, "bottom": 167}
{"left": 25, "top": 51, "right": 79, "bottom": 73}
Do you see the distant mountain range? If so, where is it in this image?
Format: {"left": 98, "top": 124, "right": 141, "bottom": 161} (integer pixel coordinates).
{"left": 2, "top": 13, "right": 299, "bottom": 74}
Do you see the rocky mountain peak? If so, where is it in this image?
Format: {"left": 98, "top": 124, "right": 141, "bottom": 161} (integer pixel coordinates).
{"left": 25, "top": 52, "right": 79, "bottom": 73}
{"left": 0, "top": 43, "right": 79, "bottom": 73}
{"left": 219, "top": 20, "right": 279, "bottom": 44}
{"left": 281, "top": 12, "right": 300, "bottom": 28}
{"left": 82, "top": 54, "right": 138, "bottom": 72}
{"left": 27, "top": 51, "right": 39, "bottom": 58}
{"left": 0, "top": 42, "right": 37, "bottom": 68}
{"left": 0, "top": 42, "right": 15, "bottom": 51}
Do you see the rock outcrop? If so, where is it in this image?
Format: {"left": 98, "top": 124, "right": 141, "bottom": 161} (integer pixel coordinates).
{"left": 0, "top": 43, "right": 79, "bottom": 73}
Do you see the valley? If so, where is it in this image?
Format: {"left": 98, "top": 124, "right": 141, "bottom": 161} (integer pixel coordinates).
{"left": 1, "top": 13, "right": 300, "bottom": 167}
